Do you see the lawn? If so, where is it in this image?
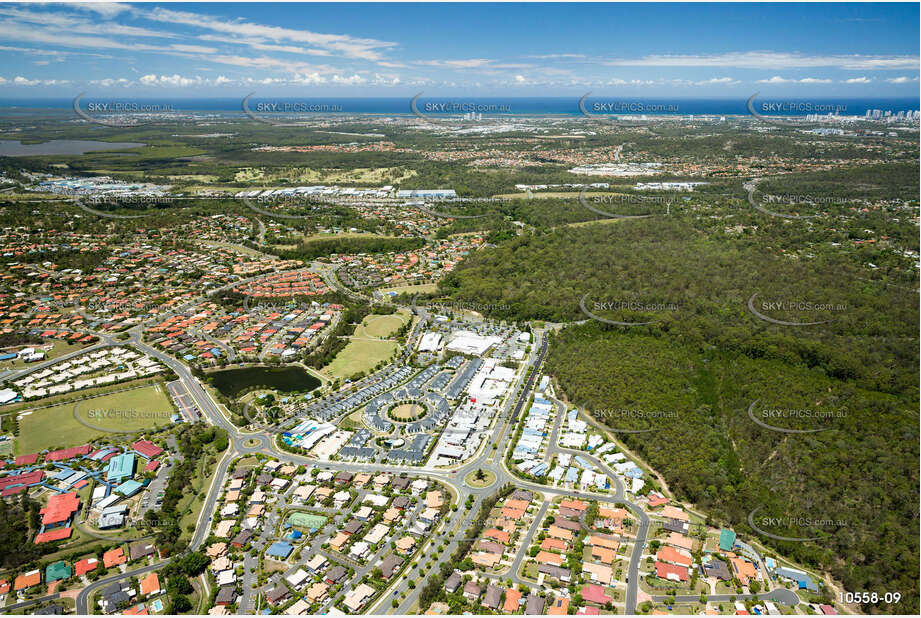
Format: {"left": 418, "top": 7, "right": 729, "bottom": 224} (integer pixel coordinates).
{"left": 463, "top": 469, "right": 496, "bottom": 488}
{"left": 390, "top": 403, "right": 424, "bottom": 421}
{"left": 359, "top": 310, "right": 410, "bottom": 339}
{"left": 378, "top": 282, "right": 438, "bottom": 296}
{"left": 323, "top": 310, "right": 408, "bottom": 380}
{"left": 15, "top": 382, "right": 174, "bottom": 454}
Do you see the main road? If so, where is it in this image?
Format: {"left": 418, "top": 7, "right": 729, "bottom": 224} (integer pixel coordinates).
{"left": 39, "top": 300, "right": 794, "bottom": 616}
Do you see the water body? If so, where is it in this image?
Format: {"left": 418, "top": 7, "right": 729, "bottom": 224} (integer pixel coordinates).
{"left": 0, "top": 97, "right": 917, "bottom": 117}
{"left": 209, "top": 366, "right": 320, "bottom": 398}
{"left": 0, "top": 139, "right": 145, "bottom": 156}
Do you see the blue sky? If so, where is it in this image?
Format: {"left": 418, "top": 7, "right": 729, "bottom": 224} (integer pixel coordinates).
{"left": 0, "top": 2, "right": 918, "bottom": 97}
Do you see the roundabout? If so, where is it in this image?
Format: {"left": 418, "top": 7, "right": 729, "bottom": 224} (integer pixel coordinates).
{"left": 464, "top": 468, "right": 497, "bottom": 488}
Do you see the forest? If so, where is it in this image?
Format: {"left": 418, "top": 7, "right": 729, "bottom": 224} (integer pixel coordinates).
{"left": 440, "top": 207, "right": 918, "bottom": 613}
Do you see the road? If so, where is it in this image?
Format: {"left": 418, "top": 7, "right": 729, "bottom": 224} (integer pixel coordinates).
{"left": 6, "top": 291, "right": 794, "bottom": 617}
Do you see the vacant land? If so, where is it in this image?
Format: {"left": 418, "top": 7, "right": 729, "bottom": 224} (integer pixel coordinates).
{"left": 379, "top": 282, "right": 438, "bottom": 296}
{"left": 15, "top": 382, "right": 173, "bottom": 454}
{"left": 324, "top": 337, "right": 398, "bottom": 380}
{"left": 323, "top": 310, "right": 408, "bottom": 379}
{"left": 360, "top": 311, "right": 409, "bottom": 339}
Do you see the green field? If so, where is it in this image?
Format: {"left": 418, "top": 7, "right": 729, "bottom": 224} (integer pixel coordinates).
{"left": 323, "top": 310, "right": 408, "bottom": 379}
{"left": 324, "top": 338, "right": 398, "bottom": 380}
{"left": 15, "top": 382, "right": 174, "bottom": 454}
{"left": 359, "top": 311, "right": 409, "bottom": 339}
{"left": 378, "top": 282, "right": 438, "bottom": 296}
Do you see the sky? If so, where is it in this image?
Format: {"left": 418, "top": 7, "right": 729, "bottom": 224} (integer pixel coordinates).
{"left": 0, "top": 1, "right": 918, "bottom": 98}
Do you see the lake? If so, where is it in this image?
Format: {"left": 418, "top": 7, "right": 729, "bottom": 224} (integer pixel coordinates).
{"left": 0, "top": 139, "right": 145, "bottom": 156}
{"left": 209, "top": 366, "right": 321, "bottom": 398}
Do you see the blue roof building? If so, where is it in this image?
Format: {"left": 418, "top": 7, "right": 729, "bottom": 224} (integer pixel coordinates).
{"left": 114, "top": 479, "right": 143, "bottom": 497}
{"left": 266, "top": 541, "right": 293, "bottom": 559}
{"left": 107, "top": 453, "right": 135, "bottom": 483}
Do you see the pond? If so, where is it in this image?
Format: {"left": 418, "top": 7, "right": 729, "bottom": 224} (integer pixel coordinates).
{"left": 0, "top": 139, "right": 145, "bottom": 156}
{"left": 209, "top": 366, "right": 320, "bottom": 398}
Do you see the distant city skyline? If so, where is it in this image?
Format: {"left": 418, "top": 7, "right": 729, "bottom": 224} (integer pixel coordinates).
{"left": 0, "top": 2, "right": 918, "bottom": 97}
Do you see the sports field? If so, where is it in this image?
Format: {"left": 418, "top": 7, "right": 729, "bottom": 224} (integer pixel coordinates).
{"left": 15, "top": 382, "right": 174, "bottom": 454}
{"left": 288, "top": 512, "right": 327, "bottom": 530}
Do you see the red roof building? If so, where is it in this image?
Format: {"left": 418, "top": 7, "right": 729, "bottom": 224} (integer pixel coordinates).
{"left": 103, "top": 546, "right": 127, "bottom": 568}
{"left": 140, "top": 572, "right": 161, "bottom": 596}
{"left": 14, "top": 570, "right": 41, "bottom": 590}
{"left": 41, "top": 492, "right": 80, "bottom": 526}
{"left": 132, "top": 440, "right": 163, "bottom": 459}
{"left": 14, "top": 453, "right": 39, "bottom": 466}
{"left": 655, "top": 561, "right": 689, "bottom": 582}
{"left": 75, "top": 558, "right": 99, "bottom": 576}
{"left": 0, "top": 469, "right": 44, "bottom": 494}
{"left": 34, "top": 527, "right": 73, "bottom": 544}
{"left": 45, "top": 444, "right": 92, "bottom": 462}
{"left": 581, "top": 584, "right": 612, "bottom": 606}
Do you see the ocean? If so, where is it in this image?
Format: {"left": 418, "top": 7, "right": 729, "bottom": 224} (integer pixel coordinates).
{"left": 0, "top": 96, "right": 918, "bottom": 117}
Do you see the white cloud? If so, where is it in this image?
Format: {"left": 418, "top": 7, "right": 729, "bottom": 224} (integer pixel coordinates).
{"left": 416, "top": 59, "right": 494, "bottom": 69}
{"left": 170, "top": 44, "right": 218, "bottom": 54}
{"left": 844, "top": 76, "right": 872, "bottom": 83}
{"left": 605, "top": 51, "right": 920, "bottom": 70}
{"left": 143, "top": 7, "right": 395, "bottom": 61}
{"left": 886, "top": 76, "right": 919, "bottom": 83}
{"left": 139, "top": 74, "right": 206, "bottom": 87}
{"left": 11, "top": 76, "right": 69, "bottom": 86}
{"left": 756, "top": 75, "right": 831, "bottom": 84}
{"left": 693, "top": 77, "right": 739, "bottom": 85}
{"left": 90, "top": 77, "right": 132, "bottom": 87}
{"left": 74, "top": 3, "right": 133, "bottom": 19}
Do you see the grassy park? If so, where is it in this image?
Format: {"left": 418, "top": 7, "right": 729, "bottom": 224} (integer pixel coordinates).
{"left": 14, "top": 381, "right": 174, "bottom": 454}
{"left": 323, "top": 309, "right": 409, "bottom": 379}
